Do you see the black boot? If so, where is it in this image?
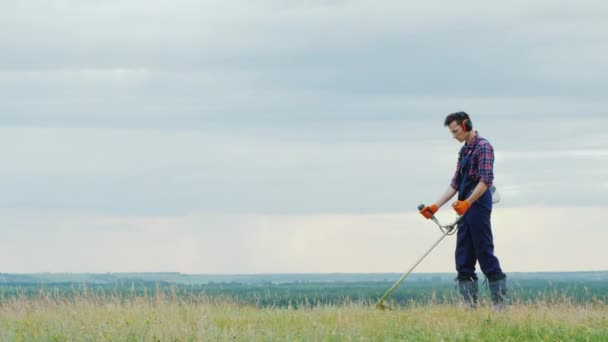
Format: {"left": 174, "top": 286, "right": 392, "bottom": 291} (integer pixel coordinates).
{"left": 457, "top": 278, "right": 478, "bottom": 309}
{"left": 488, "top": 274, "right": 508, "bottom": 311}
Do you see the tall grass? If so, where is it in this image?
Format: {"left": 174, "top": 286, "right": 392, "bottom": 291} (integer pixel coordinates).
{"left": 0, "top": 288, "right": 606, "bottom": 341}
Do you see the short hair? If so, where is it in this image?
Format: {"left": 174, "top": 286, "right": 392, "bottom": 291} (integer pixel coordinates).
{"left": 444, "top": 111, "right": 470, "bottom": 127}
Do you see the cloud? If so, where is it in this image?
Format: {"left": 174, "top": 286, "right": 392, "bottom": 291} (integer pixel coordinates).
{"left": 3, "top": 1, "right": 607, "bottom": 88}
{"left": 1, "top": 0, "right": 607, "bottom": 134}
{"left": 0, "top": 126, "right": 451, "bottom": 214}
{"left": 1, "top": 207, "right": 606, "bottom": 273}
{"left": 0, "top": 1, "right": 607, "bottom": 273}
{"left": 1, "top": 116, "right": 607, "bottom": 216}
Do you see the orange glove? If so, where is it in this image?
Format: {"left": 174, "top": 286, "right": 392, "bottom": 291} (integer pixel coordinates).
{"left": 452, "top": 200, "right": 471, "bottom": 215}
{"left": 419, "top": 204, "right": 438, "bottom": 219}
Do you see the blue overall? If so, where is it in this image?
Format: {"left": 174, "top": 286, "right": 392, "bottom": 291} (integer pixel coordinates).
{"left": 455, "top": 144, "right": 503, "bottom": 281}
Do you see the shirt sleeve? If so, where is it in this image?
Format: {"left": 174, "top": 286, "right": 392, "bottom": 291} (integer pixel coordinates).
{"left": 450, "top": 151, "right": 462, "bottom": 190}
{"left": 477, "top": 141, "right": 494, "bottom": 186}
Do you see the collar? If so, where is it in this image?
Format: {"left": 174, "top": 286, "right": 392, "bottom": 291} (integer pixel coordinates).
{"left": 465, "top": 131, "right": 481, "bottom": 147}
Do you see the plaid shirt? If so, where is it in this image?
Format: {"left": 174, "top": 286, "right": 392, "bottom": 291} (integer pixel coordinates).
{"left": 450, "top": 132, "right": 494, "bottom": 190}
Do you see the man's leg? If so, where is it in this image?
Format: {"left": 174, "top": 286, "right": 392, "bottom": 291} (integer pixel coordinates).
{"left": 488, "top": 274, "right": 508, "bottom": 310}
{"left": 468, "top": 205, "right": 508, "bottom": 308}
{"left": 455, "top": 221, "right": 478, "bottom": 308}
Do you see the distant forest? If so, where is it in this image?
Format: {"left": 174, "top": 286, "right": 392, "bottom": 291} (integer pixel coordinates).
{"left": 1, "top": 272, "right": 606, "bottom": 307}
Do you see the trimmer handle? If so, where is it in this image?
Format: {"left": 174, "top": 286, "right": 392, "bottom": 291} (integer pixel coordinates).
{"left": 418, "top": 203, "right": 441, "bottom": 227}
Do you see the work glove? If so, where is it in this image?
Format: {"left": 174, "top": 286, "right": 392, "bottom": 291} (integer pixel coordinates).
{"left": 452, "top": 200, "right": 471, "bottom": 215}
{"left": 419, "top": 204, "right": 438, "bottom": 219}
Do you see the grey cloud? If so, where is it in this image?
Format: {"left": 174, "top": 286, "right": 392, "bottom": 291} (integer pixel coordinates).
{"left": 1, "top": 1, "right": 607, "bottom": 216}
{"left": 2, "top": 115, "right": 607, "bottom": 216}
{"left": 2, "top": 0, "right": 607, "bottom": 129}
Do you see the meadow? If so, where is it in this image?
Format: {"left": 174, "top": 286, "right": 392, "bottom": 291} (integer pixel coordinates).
{"left": 0, "top": 291, "right": 607, "bottom": 341}
{"left": 0, "top": 291, "right": 608, "bottom": 341}
{"left": 1, "top": 273, "right": 607, "bottom": 340}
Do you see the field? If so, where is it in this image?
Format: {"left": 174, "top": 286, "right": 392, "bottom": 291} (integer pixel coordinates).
{"left": 1, "top": 272, "right": 607, "bottom": 340}
{"left": 1, "top": 293, "right": 607, "bottom": 341}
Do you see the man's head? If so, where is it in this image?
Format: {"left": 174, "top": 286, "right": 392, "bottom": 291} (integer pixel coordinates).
{"left": 444, "top": 111, "right": 474, "bottom": 143}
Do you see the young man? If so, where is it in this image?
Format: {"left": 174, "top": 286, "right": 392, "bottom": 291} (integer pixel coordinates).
{"left": 419, "top": 111, "right": 507, "bottom": 309}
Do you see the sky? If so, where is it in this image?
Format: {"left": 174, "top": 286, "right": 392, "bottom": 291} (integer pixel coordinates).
{"left": 1, "top": 0, "right": 607, "bottom": 274}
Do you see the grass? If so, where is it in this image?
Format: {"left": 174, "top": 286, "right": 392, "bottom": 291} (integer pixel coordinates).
{"left": 0, "top": 291, "right": 606, "bottom": 341}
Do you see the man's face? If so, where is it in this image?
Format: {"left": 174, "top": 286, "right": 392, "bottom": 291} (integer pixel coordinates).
{"left": 448, "top": 121, "right": 466, "bottom": 142}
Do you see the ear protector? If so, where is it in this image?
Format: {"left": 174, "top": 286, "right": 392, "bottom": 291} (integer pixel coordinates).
{"left": 455, "top": 111, "right": 473, "bottom": 132}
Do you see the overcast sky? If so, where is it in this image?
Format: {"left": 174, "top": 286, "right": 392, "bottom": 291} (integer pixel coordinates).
{"left": 1, "top": 0, "right": 607, "bottom": 274}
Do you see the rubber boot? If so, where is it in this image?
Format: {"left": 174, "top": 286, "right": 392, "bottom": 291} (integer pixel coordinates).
{"left": 489, "top": 277, "right": 508, "bottom": 311}
{"left": 457, "top": 279, "right": 478, "bottom": 309}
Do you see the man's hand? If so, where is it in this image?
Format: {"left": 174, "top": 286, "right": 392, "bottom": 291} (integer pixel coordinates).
{"left": 419, "top": 204, "right": 439, "bottom": 219}
{"left": 452, "top": 200, "right": 471, "bottom": 215}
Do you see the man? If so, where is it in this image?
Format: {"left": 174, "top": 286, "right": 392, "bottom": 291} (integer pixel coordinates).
{"left": 419, "top": 111, "right": 507, "bottom": 309}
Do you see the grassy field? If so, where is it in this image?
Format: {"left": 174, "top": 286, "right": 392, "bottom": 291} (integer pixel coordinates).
{"left": 0, "top": 292, "right": 607, "bottom": 341}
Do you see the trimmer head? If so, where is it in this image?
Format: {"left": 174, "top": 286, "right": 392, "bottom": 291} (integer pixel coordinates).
{"left": 373, "top": 204, "right": 463, "bottom": 308}
{"left": 375, "top": 302, "right": 391, "bottom": 311}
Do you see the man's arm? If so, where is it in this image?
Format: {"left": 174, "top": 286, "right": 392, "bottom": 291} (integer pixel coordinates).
{"left": 465, "top": 140, "right": 493, "bottom": 204}
{"left": 435, "top": 186, "right": 458, "bottom": 208}
{"left": 465, "top": 181, "right": 488, "bottom": 204}
{"left": 420, "top": 147, "right": 461, "bottom": 218}
{"left": 452, "top": 141, "right": 494, "bottom": 215}
{"left": 419, "top": 186, "right": 457, "bottom": 219}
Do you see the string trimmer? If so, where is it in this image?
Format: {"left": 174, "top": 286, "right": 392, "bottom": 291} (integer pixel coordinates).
{"left": 376, "top": 185, "right": 500, "bottom": 310}
{"left": 375, "top": 204, "right": 461, "bottom": 310}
